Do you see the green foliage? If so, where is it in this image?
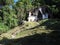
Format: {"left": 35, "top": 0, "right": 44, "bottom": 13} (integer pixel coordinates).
{"left": 2, "top": 5, "right": 18, "bottom": 28}
{"left": 16, "top": 0, "right": 33, "bottom": 20}
{"left": 0, "top": 23, "right": 9, "bottom": 34}
{"left": 0, "top": 5, "right": 18, "bottom": 34}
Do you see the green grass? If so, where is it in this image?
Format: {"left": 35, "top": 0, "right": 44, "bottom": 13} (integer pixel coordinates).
{"left": 0, "top": 19, "right": 53, "bottom": 39}
{"left": 0, "top": 19, "right": 60, "bottom": 39}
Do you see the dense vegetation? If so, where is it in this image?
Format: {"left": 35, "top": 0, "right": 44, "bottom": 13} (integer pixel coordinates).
{"left": 0, "top": 0, "right": 60, "bottom": 34}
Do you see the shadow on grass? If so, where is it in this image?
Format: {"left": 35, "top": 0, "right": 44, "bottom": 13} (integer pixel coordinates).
{"left": 0, "top": 31, "right": 60, "bottom": 45}
{"left": 40, "top": 19, "right": 60, "bottom": 31}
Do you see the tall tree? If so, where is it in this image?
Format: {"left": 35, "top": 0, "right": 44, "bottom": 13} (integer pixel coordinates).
{"left": 15, "top": 0, "right": 33, "bottom": 20}
{"left": 0, "top": 0, "right": 18, "bottom": 33}
{"left": 32, "top": 0, "right": 60, "bottom": 18}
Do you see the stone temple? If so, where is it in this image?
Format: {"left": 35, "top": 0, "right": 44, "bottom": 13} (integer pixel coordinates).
{"left": 28, "top": 6, "right": 52, "bottom": 22}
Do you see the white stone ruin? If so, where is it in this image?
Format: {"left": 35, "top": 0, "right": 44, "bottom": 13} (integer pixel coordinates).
{"left": 28, "top": 12, "right": 38, "bottom": 22}
{"left": 28, "top": 7, "right": 49, "bottom": 22}
{"left": 39, "top": 7, "right": 48, "bottom": 19}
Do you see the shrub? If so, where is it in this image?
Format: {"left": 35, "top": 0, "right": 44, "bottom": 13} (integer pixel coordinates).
{"left": 0, "top": 23, "right": 9, "bottom": 34}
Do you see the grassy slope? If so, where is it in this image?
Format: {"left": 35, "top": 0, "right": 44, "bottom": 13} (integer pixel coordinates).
{"left": 0, "top": 19, "right": 52, "bottom": 39}
{"left": 0, "top": 19, "right": 60, "bottom": 45}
